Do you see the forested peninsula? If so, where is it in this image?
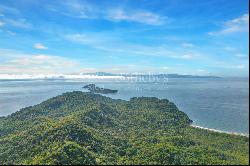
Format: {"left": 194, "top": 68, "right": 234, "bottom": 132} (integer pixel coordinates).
{"left": 0, "top": 91, "right": 248, "bottom": 165}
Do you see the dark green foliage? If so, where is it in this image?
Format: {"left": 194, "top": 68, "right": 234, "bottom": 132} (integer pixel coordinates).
{"left": 25, "top": 141, "right": 97, "bottom": 165}
{"left": 0, "top": 91, "right": 248, "bottom": 165}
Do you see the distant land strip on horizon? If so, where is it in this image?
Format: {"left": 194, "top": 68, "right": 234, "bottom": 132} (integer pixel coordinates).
{"left": 0, "top": 73, "right": 221, "bottom": 80}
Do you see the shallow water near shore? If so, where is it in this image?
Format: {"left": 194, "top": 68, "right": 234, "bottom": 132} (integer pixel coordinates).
{"left": 0, "top": 77, "right": 249, "bottom": 135}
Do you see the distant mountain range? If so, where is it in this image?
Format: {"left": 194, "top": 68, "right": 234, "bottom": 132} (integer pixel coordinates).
{"left": 0, "top": 73, "right": 220, "bottom": 80}
{"left": 81, "top": 72, "right": 220, "bottom": 78}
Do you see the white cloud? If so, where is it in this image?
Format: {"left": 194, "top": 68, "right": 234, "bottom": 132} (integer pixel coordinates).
{"left": 196, "top": 69, "right": 207, "bottom": 73}
{"left": 65, "top": 34, "right": 90, "bottom": 44}
{"left": 209, "top": 14, "right": 249, "bottom": 35}
{"left": 181, "top": 42, "right": 195, "bottom": 48}
{"left": 7, "top": 55, "right": 74, "bottom": 66}
{"left": 64, "top": 33, "right": 115, "bottom": 46}
{"left": 58, "top": 0, "right": 95, "bottom": 19}
{"left": 0, "top": 48, "right": 28, "bottom": 59}
{"left": 180, "top": 54, "right": 195, "bottom": 59}
{"left": 0, "top": 4, "right": 20, "bottom": 15}
{"left": 224, "top": 46, "right": 237, "bottom": 52}
{"left": 80, "top": 67, "right": 98, "bottom": 73}
{"left": 33, "top": 43, "right": 48, "bottom": 50}
{"left": 95, "top": 44, "right": 197, "bottom": 59}
{"left": 161, "top": 67, "right": 169, "bottom": 70}
{"left": 223, "top": 14, "right": 249, "bottom": 33}
{"left": 107, "top": 9, "right": 165, "bottom": 25}
{"left": 47, "top": 1, "right": 165, "bottom": 25}
{"left": 6, "top": 30, "right": 16, "bottom": 36}
{"left": 0, "top": 49, "right": 81, "bottom": 74}
{"left": 219, "top": 63, "right": 248, "bottom": 70}
{"left": 0, "top": 20, "right": 5, "bottom": 26}
{"left": 222, "top": 47, "right": 248, "bottom": 58}
{"left": 236, "top": 64, "right": 246, "bottom": 69}
{"left": 0, "top": 4, "right": 32, "bottom": 29}
{"left": 64, "top": 33, "right": 199, "bottom": 60}
{"left": 1, "top": 18, "right": 32, "bottom": 29}
{"left": 3, "top": 18, "right": 33, "bottom": 29}
{"left": 235, "top": 54, "right": 248, "bottom": 58}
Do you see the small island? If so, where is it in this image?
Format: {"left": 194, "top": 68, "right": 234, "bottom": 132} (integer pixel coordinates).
{"left": 83, "top": 84, "right": 118, "bottom": 94}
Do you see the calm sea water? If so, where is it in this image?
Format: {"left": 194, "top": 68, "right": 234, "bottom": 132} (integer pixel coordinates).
{"left": 0, "top": 78, "right": 249, "bottom": 134}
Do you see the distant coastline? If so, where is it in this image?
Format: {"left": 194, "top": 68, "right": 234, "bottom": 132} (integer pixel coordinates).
{"left": 190, "top": 124, "right": 249, "bottom": 137}
{"left": 2, "top": 73, "right": 249, "bottom": 81}
{"left": 0, "top": 73, "right": 220, "bottom": 80}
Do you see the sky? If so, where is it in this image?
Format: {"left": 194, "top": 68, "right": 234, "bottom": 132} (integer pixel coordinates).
{"left": 0, "top": 0, "right": 249, "bottom": 76}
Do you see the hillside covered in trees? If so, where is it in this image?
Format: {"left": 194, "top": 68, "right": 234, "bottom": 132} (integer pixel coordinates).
{"left": 0, "top": 91, "right": 248, "bottom": 165}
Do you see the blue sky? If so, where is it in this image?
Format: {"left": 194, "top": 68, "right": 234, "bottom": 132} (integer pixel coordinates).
{"left": 0, "top": 0, "right": 249, "bottom": 76}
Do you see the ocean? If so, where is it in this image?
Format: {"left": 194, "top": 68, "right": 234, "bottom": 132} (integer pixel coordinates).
{"left": 0, "top": 77, "right": 249, "bottom": 135}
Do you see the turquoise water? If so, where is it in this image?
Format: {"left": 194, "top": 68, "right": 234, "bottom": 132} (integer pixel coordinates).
{"left": 0, "top": 78, "right": 249, "bottom": 134}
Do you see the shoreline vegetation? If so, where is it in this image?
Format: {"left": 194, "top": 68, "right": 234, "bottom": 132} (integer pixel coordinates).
{"left": 0, "top": 91, "right": 248, "bottom": 165}
{"left": 1, "top": 116, "right": 247, "bottom": 137}
{"left": 1, "top": 113, "right": 249, "bottom": 137}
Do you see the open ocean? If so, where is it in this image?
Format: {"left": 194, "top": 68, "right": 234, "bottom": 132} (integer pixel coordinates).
{"left": 0, "top": 77, "right": 249, "bottom": 135}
